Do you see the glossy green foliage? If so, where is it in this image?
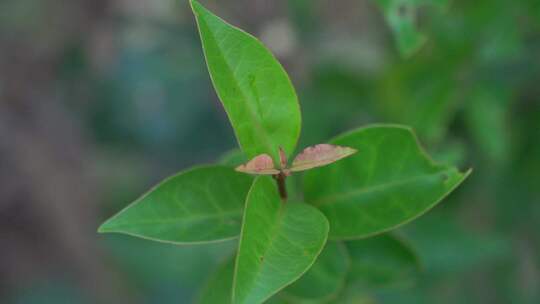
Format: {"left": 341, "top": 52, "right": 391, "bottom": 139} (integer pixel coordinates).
{"left": 191, "top": 0, "right": 302, "bottom": 162}
{"left": 282, "top": 242, "right": 350, "bottom": 302}
{"left": 304, "top": 125, "right": 470, "bottom": 239}
{"left": 96, "top": 2, "right": 473, "bottom": 303}
{"left": 346, "top": 234, "right": 419, "bottom": 288}
{"left": 197, "top": 235, "right": 421, "bottom": 303}
{"left": 9, "top": 0, "right": 540, "bottom": 301}
{"left": 234, "top": 177, "right": 329, "bottom": 304}
{"left": 375, "top": 0, "right": 448, "bottom": 57}
{"left": 98, "top": 166, "right": 252, "bottom": 244}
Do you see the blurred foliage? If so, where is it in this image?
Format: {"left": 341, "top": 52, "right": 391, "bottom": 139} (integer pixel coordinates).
{"left": 1, "top": 0, "right": 539, "bottom": 303}
{"left": 373, "top": 0, "right": 449, "bottom": 57}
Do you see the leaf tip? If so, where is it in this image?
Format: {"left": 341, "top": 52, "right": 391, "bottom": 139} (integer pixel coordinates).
{"left": 461, "top": 168, "right": 473, "bottom": 181}
{"left": 234, "top": 164, "right": 251, "bottom": 174}
{"left": 346, "top": 146, "right": 359, "bottom": 156}
{"left": 97, "top": 222, "right": 110, "bottom": 234}
{"left": 189, "top": 0, "right": 203, "bottom": 16}
{"left": 97, "top": 217, "right": 119, "bottom": 234}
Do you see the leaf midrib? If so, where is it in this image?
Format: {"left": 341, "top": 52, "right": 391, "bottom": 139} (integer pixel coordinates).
{"left": 197, "top": 12, "right": 275, "bottom": 158}
{"left": 311, "top": 170, "right": 451, "bottom": 207}
{"left": 103, "top": 209, "right": 241, "bottom": 229}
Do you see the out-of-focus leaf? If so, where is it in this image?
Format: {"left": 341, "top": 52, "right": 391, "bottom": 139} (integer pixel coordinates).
{"left": 374, "top": 0, "right": 448, "bottom": 57}
{"left": 304, "top": 125, "right": 470, "bottom": 239}
{"left": 265, "top": 296, "right": 293, "bottom": 304}
{"left": 346, "top": 234, "right": 420, "bottom": 288}
{"left": 375, "top": 63, "right": 460, "bottom": 144}
{"left": 233, "top": 177, "right": 329, "bottom": 304}
{"left": 465, "top": 86, "right": 511, "bottom": 164}
{"left": 98, "top": 166, "right": 252, "bottom": 244}
{"left": 326, "top": 287, "right": 377, "bottom": 304}
{"left": 431, "top": 140, "right": 467, "bottom": 168}
{"left": 197, "top": 256, "right": 235, "bottom": 304}
{"left": 282, "top": 242, "right": 350, "bottom": 302}
{"left": 402, "top": 214, "right": 510, "bottom": 275}
{"left": 102, "top": 236, "right": 236, "bottom": 302}
{"left": 190, "top": 0, "right": 302, "bottom": 162}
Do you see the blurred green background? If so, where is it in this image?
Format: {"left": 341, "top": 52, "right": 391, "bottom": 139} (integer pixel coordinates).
{"left": 1, "top": 0, "right": 539, "bottom": 303}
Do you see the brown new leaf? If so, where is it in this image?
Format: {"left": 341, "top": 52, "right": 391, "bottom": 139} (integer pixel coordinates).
{"left": 235, "top": 144, "right": 356, "bottom": 176}
{"left": 290, "top": 144, "right": 357, "bottom": 172}
{"left": 235, "top": 154, "right": 280, "bottom": 175}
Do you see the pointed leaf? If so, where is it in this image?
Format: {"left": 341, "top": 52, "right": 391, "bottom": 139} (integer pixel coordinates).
{"left": 190, "top": 0, "right": 302, "bottom": 162}
{"left": 233, "top": 176, "right": 329, "bottom": 304}
{"left": 98, "top": 166, "right": 253, "bottom": 244}
{"left": 281, "top": 242, "right": 350, "bottom": 302}
{"left": 346, "top": 234, "right": 420, "bottom": 288}
{"left": 236, "top": 154, "right": 280, "bottom": 175}
{"left": 304, "top": 125, "right": 471, "bottom": 239}
{"left": 291, "top": 144, "right": 357, "bottom": 172}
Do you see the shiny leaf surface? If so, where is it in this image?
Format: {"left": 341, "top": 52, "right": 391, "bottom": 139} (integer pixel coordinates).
{"left": 99, "top": 166, "right": 253, "bottom": 244}
{"left": 191, "top": 0, "right": 301, "bottom": 162}
{"left": 233, "top": 176, "right": 329, "bottom": 304}
{"left": 304, "top": 125, "right": 470, "bottom": 239}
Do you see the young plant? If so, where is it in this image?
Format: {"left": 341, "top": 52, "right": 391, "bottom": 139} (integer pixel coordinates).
{"left": 98, "top": 1, "right": 471, "bottom": 303}
{"left": 236, "top": 145, "right": 357, "bottom": 200}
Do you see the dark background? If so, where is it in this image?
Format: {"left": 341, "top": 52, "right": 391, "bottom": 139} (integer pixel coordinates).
{"left": 1, "top": 0, "right": 539, "bottom": 303}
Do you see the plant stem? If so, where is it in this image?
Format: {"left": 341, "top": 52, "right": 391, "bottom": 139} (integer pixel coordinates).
{"left": 275, "top": 172, "right": 287, "bottom": 202}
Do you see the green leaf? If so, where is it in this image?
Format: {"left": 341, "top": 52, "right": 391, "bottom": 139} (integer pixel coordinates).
{"left": 197, "top": 256, "right": 235, "bottom": 304}
{"left": 281, "top": 242, "right": 350, "bottom": 302}
{"left": 465, "top": 85, "right": 511, "bottom": 164}
{"left": 374, "top": 64, "right": 460, "bottom": 144}
{"left": 402, "top": 214, "right": 510, "bottom": 275}
{"left": 346, "top": 234, "right": 420, "bottom": 288}
{"left": 325, "top": 286, "right": 377, "bottom": 304}
{"left": 265, "top": 297, "right": 293, "bottom": 304}
{"left": 375, "top": 0, "right": 425, "bottom": 57}
{"left": 233, "top": 176, "right": 329, "bottom": 304}
{"left": 374, "top": 0, "right": 448, "bottom": 57}
{"left": 190, "top": 0, "right": 302, "bottom": 162}
{"left": 98, "top": 166, "right": 253, "bottom": 244}
{"left": 303, "top": 125, "right": 471, "bottom": 239}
